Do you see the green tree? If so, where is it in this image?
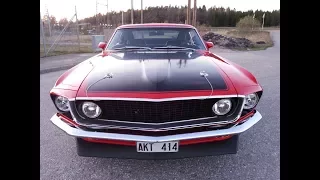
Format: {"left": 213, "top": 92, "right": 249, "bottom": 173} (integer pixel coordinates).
{"left": 236, "top": 15, "right": 261, "bottom": 31}
{"left": 58, "top": 18, "right": 68, "bottom": 26}
{"left": 78, "top": 6, "right": 280, "bottom": 28}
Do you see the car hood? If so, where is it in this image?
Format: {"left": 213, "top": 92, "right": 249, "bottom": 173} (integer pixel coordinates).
{"left": 76, "top": 51, "right": 237, "bottom": 97}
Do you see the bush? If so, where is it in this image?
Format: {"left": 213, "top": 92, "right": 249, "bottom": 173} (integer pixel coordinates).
{"left": 236, "top": 16, "right": 261, "bottom": 32}
{"left": 82, "top": 27, "right": 89, "bottom": 35}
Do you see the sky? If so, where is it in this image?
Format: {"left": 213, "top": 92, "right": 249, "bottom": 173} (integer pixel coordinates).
{"left": 40, "top": 0, "right": 280, "bottom": 21}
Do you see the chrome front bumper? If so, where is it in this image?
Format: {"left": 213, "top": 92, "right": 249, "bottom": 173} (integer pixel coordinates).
{"left": 50, "top": 111, "right": 262, "bottom": 142}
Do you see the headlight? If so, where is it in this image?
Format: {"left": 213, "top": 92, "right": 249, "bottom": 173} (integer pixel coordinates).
{"left": 244, "top": 93, "right": 259, "bottom": 109}
{"left": 54, "top": 96, "right": 69, "bottom": 112}
{"left": 212, "top": 99, "right": 232, "bottom": 115}
{"left": 82, "top": 102, "right": 102, "bottom": 118}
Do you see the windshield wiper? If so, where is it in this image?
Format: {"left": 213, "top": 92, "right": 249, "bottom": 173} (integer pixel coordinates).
{"left": 113, "top": 46, "right": 152, "bottom": 51}
{"left": 153, "top": 46, "right": 196, "bottom": 51}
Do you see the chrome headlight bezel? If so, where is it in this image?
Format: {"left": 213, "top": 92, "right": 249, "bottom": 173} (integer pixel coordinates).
{"left": 212, "top": 99, "right": 232, "bottom": 115}
{"left": 54, "top": 96, "right": 70, "bottom": 112}
{"left": 81, "top": 101, "right": 102, "bottom": 119}
{"left": 243, "top": 93, "right": 259, "bottom": 109}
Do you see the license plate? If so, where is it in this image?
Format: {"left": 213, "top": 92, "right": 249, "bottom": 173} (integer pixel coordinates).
{"left": 136, "top": 141, "right": 179, "bottom": 153}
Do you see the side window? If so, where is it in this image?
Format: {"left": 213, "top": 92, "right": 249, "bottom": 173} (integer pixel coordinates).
{"left": 188, "top": 30, "right": 205, "bottom": 50}
{"left": 189, "top": 31, "right": 197, "bottom": 43}
{"left": 107, "top": 30, "right": 123, "bottom": 48}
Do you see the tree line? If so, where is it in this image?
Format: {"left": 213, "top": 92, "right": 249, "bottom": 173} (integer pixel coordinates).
{"left": 79, "top": 5, "right": 280, "bottom": 27}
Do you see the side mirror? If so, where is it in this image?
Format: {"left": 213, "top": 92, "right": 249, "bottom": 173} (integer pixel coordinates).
{"left": 205, "top": 41, "right": 214, "bottom": 49}
{"left": 98, "top": 42, "right": 107, "bottom": 50}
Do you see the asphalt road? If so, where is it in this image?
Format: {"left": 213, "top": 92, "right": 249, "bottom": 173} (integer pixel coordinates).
{"left": 40, "top": 31, "right": 280, "bottom": 180}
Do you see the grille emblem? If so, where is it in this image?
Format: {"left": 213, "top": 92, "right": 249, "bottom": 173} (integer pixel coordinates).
{"left": 134, "top": 109, "right": 140, "bottom": 115}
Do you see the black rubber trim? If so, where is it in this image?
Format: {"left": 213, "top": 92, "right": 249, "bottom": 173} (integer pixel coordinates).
{"left": 76, "top": 135, "right": 239, "bottom": 160}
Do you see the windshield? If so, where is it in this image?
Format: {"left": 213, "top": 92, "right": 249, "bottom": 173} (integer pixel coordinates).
{"left": 107, "top": 28, "right": 206, "bottom": 50}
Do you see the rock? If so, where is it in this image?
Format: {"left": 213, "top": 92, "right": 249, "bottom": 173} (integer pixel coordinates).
{"left": 256, "top": 41, "right": 266, "bottom": 44}
{"left": 202, "top": 32, "right": 254, "bottom": 49}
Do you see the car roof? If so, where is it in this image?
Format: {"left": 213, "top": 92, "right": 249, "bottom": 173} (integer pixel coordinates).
{"left": 117, "top": 23, "right": 195, "bottom": 29}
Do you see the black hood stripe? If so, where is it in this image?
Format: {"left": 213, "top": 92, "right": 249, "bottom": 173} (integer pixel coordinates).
{"left": 85, "top": 51, "right": 227, "bottom": 92}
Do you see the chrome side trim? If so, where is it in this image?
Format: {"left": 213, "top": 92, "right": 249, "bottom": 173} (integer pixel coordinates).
{"left": 75, "top": 95, "right": 239, "bottom": 102}
{"left": 50, "top": 111, "right": 262, "bottom": 142}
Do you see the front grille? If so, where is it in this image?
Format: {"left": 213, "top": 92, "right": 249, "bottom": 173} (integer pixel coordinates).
{"left": 75, "top": 98, "right": 240, "bottom": 124}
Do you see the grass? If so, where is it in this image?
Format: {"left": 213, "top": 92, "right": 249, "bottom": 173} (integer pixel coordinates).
{"left": 41, "top": 35, "right": 92, "bottom": 44}
{"left": 40, "top": 44, "right": 92, "bottom": 57}
{"left": 226, "top": 30, "right": 274, "bottom": 50}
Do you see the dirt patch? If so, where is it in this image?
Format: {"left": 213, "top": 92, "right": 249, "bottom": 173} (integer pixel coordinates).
{"left": 202, "top": 32, "right": 255, "bottom": 49}
{"left": 201, "top": 30, "right": 273, "bottom": 50}
{"left": 227, "top": 30, "right": 273, "bottom": 45}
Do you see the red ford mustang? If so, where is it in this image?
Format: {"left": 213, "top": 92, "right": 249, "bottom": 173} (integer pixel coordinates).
{"left": 50, "top": 23, "right": 263, "bottom": 159}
